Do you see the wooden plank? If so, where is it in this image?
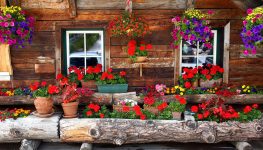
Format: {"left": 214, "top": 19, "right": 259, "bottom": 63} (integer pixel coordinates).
{"left": 0, "top": 44, "right": 13, "bottom": 75}
{"left": 0, "top": 114, "right": 60, "bottom": 143}
{"left": 195, "top": 0, "right": 238, "bottom": 8}
{"left": 35, "top": 63, "right": 55, "bottom": 73}
{"left": 0, "top": 79, "right": 55, "bottom": 88}
{"left": 68, "top": 0, "right": 77, "bottom": 18}
{"left": 21, "top": 0, "right": 68, "bottom": 9}
{"left": 35, "top": 21, "right": 55, "bottom": 31}
{"left": 127, "top": 78, "right": 174, "bottom": 87}
{"left": 77, "top": 0, "right": 194, "bottom": 10}
{"left": 223, "top": 22, "right": 230, "bottom": 84}
{"left": 11, "top": 51, "right": 55, "bottom": 59}
{"left": 60, "top": 118, "right": 263, "bottom": 144}
{"left": 13, "top": 69, "right": 55, "bottom": 80}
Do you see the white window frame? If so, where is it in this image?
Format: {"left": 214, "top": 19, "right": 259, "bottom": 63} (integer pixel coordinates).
{"left": 66, "top": 30, "right": 104, "bottom": 74}
{"left": 179, "top": 30, "right": 217, "bottom": 74}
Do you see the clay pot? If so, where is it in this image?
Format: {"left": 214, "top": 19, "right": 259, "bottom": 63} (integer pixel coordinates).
{"left": 199, "top": 78, "right": 223, "bottom": 88}
{"left": 81, "top": 80, "right": 97, "bottom": 90}
{"left": 143, "top": 105, "right": 159, "bottom": 115}
{"left": 172, "top": 112, "right": 182, "bottom": 120}
{"left": 192, "top": 80, "right": 199, "bottom": 88}
{"left": 135, "top": 56, "right": 147, "bottom": 63}
{"left": 34, "top": 97, "right": 53, "bottom": 115}
{"left": 62, "top": 101, "right": 79, "bottom": 118}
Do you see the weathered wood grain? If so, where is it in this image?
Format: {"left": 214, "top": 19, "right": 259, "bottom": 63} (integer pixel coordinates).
{"left": 195, "top": 0, "right": 238, "bottom": 8}
{"left": 0, "top": 114, "right": 60, "bottom": 143}
{"left": 60, "top": 118, "right": 263, "bottom": 144}
{"left": 77, "top": 0, "right": 194, "bottom": 10}
{"left": 35, "top": 64, "right": 55, "bottom": 73}
{"left": 21, "top": 0, "right": 68, "bottom": 9}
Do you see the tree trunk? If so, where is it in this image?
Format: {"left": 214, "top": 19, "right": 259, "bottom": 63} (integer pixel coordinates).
{"left": 0, "top": 114, "right": 60, "bottom": 142}
{"left": 60, "top": 118, "right": 263, "bottom": 145}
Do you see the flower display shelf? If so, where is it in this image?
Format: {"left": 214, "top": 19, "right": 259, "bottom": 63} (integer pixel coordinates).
{"left": 60, "top": 117, "right": 263, "bottom": 145}
{"left": 133, "top": 62, "right": 148, "bottom": 77}
{"left": 0, "top": 114, "right": 60, "bottom": 143}
{"left": 0, "top": 93, "right": 263, "bottom": 105}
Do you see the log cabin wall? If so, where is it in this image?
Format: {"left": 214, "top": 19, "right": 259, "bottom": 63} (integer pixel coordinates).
{"left": 1, "top": 0, "right": 262, "bottom": 88}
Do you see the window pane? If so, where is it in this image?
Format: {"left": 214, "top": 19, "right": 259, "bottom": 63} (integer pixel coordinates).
{"left": 198, "top": 56, "right": 213, "bottom": 65}
{"left": 86, "top": 57, "right": 102, "bottom": 67}
{"left": 198, "top": 42, "right": 213, "bottom": 55}
{"left": 182, "top": 57, "right": 197, "bottom": 64}
{"left": 182, "top": 41, "right": 197, "bottom": 56}
{"left": 70, "top": 58, "right": 84, "bottom": 68}
{"left": 69, "top": 34, "right": 84, "bottom": 57}
{"left": 86, "top": 33, "right": 102, "bottom": 56}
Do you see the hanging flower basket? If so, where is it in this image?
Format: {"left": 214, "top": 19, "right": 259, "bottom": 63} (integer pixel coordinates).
{"left": 171, "top": 9, "right": 213, "bottom": 49}
{"left": 241, "top": 7, "right": 263, "bottom": 55}
{"left": 108, "top": 12, "right": 149, "bottom": 38}
{"left": 0, "top": 6, "right": 35, "bottom": 47}
{"left": 126, "top": 39, "right": 152, "bottom": 63}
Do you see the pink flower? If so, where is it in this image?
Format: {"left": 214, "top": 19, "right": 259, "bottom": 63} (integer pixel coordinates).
{"left": 10, "top": 22, "right": 14, "bottom": 27}
{"left": 243, "top": 50, "right": 249, "bottom": 55}
{"left": 245, "top": 30, "right": 252, "bottom": 37}
{"left": 247, "top": 8, "right": 253, "bottom": 14}
{"left": 204, "top": 26, "right": 210, "bottom": 33}
{"left": 6, "top": 14, "right": 11, "bottom": 18}
{"left": 4, "top": 22, "right": 9, "bottom": 27}
{"left": 251, "top": 49, "right": 257, "bottom": 55}
{"left": 207, "top": 10, "right": 214, "bottom": 15}
{"left": 243, "top": 20, "right": 247, "bottom": 26}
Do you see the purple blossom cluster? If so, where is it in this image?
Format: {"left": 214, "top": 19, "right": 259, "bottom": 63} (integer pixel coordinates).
{"left": 171, "top": 16, "right": 213, "bottom": 49}
{"left": 0, "top": 9, "right": 35, "bottom": 48}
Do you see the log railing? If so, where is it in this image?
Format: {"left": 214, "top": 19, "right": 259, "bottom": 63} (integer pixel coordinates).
{"left": 0, "top": 92, "right": 262, "bottom": 105}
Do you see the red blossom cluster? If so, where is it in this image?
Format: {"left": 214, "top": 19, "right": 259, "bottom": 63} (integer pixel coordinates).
{"left": 61, "top": 84, "right": 80, "bottom": 103}
{"left": 30, "top": 81, "right": 60, "bottom": 96}
{"left": 86, "top": 103, "right": 101, "bottom": 117}
{"left": 97, "top": 68, "right": 127, "bottom": 84}
{"left": 157, "top": 102, "right": 168, "bottom": 111}
{"left": 143, "top": 85, "right": 162, "bottom": 106}
{"left": 133, "top": 105, "right": 146, "bottom": 120}
{"left": 68, "top": 66, "right": 84, "bottom": 81}
{"left": 199, "top": 64, "right": 224, "bottom": 80}
{"left": 108, "top": 12, "right": 149, "bottom": 38}
{"left": 127, "top": 40, "right": 152, "bottom": 57}
{"left": 175, "top": 95, "right": 187, "bottom": 105}
{"left": 181, "top": 67, "right": 199, "bottom": 89}
{"left": 86, "top": 64, "right": 102, "bottom": 74}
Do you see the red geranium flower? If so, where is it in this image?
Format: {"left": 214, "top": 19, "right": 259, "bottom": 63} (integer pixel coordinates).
{"left": 187, "top": 73, "right": 194, "bottom": 79}
{"left": 93, "top": 105, "right": 100, "bottom": 112}
{"left": 107, "top": 68, "right": 113, "bottom": 73}
{"left": 128, "top": 46, "right": 136, "bottom": 56}
{"left": 86, "top": 66, "right": 94, "bottom": 74}
{"left": 206, "top": 75, "right": 212, "bottom": 80}
{"left": 122, "top": 105, "right": 130, "bottom": 112}
{"left": 197, "top": 114, "right": 204, "bottom": 120}
{"left": 203, "top": 111, "right": 210, "bottom": 118}
{"left": 201, "top": 69, "right": 209, "bottom": 75}
{"left": 120, "top": 71, "right": 126, "bottom": 76}
{"left": 219, "top": 68, "right": 224, "bottom": 73}
{"left": 99, "top": 113, "right": 105, "bottom": 118}
{"left": 252, "top": 104, "right": 258, "bottom": 109}
{"left": 179, "top": 98, "right": 186, "bottom": 105}
{"left": 56, "top": 73, "right": 63, "bottom": 80}
{"left": 128, "top": 40, "right": 136, "bottom": 47}
{"left": 140, "top": 114, "right": 146, "bottom": 120}
{"left": 243, "top": 105, "right": 252, "bottom": 114}
{"left": 86, "top": 111, "right": 93, "bottom": 116}
{"left": 101, "top": 72, "right": 108, "bottom": 80}
{"left": 182, "top": 74, "right": 188, "bottom": 80}
{"left": 48, "top": 85, "right": 60, "bottom": 94}
{"left": 107, "top": 74, "right": 114, "bottom": 80}
{"left": 139, "top": 46, "right": 145, "bottom": 51}
{"left": 146, "top": 44, "right": 153, "bottom": 50}
{"left": 184, "top": 81, "right": 192, "bottom": 89}
{"left": 191, "top": 106, "right": 198, "bottom": 113}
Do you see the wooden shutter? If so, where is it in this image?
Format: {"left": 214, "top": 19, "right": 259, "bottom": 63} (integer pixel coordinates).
{"left": 0, "top": 44, "right": 13, "bottom": 75}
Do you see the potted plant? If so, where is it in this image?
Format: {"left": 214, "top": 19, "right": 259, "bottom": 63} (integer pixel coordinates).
{"left": 127, "top": 39, "right": 152, "bottom": 63}
{"left": 61, "top": 83, "right": 80, "bottom": 118}
{"left": 171, "top": 8, "right": 213, "bottom": 49}
{"left": 108, "top": 12, "right": 149, "bottom": 38}
{"left": 113, "top": 99, "right": 137, "bottom": 112}
{"left": 241, "top": 7, "right": 263, "bottom": 55}
{"left": 167, "top": 95, "right": 187, "bottom": 120}
{"left": 0, "top": 6, "right": 35, "bottom": 75}
{"left": 30, "top": 81, "right": 60, "bottom": 116}
{"left": 82, "top": 64, "right": 102, "bottom": 90}
{"left": 199, "top": 64, "right": 224, "bottom": 88}
{"left": 96, "top": 68, "right": 128, "bottom": 93}
{"left": 83, "top": 104, "right": 110, "bottom": 118}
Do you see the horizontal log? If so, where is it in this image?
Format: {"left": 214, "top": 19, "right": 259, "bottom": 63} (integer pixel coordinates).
{"left": 22, "top": 0, "right": 68, "bottom": 9}
{"left": 0, "top": 94, "right": 262, "bottom": 105}
{"left": 0, "top": 114, "right": 60, "bottom": 143}
{"left": 195, "top": 0, "right": 238, "bottom": 8}
{"left": 60, "top": 118, "right": 263, "bottom": 144}
{"left": 77, "top": 0, "right": 194, "bottom": 9}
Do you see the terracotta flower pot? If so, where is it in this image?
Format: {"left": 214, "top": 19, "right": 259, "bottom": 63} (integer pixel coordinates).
{"left": 135, "top": 56, "right": 147, "bottom": 63}
{"left": 192, "top": 80, "right": 199, "bottom": 88}
{"left": 199, "top": 78, "right": 223, "bottom": 88}
{"left": 81, "top": 80, "right": 97, "bottom": 90}
{"left": 172, "top": 112, "right": 182, "bottom": 120}
{"left": 34, "top": 97, "right": 53, "bottom": 115}
{"left": 143, "top": 105, "right": 159, "bottom": 115}
{"left": 62, "top": 101, "right": 79, "bottom": 118}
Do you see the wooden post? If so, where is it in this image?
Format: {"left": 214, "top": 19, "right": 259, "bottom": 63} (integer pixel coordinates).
{"left": 19, "top": 139, "right": 41, "bottom": 150}
{"left": 223, "top": 22, "right": 230, "bottom": 84}
{"left": 80, "top": 143, "right": 93, "bottom": 150}
{"left": 0, "top": 44, "right": 13, "bottom": 75}
{"left": 231, "top": 142, "right": 253, "bottom": 150}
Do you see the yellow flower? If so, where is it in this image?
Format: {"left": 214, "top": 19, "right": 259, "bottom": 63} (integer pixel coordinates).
{"left": 244, "top": 89, "right": 247, "bottom": 92}
{"left": 242, "top": 85, "right": 246, "bottom": 89}
{"left": 248, "top": 90, "right": 250, "bottom": 93}
{"left": 14, "top": 113, "right": 18, "bottom": 117}
{"left": 174, "top": 86, "right": 179, "bottom": 89}
{"left": 247, "top": 86, "right": 250, "bottom": 89}
{"left": 180, "top": 92, "right": 184, "bottom": 96}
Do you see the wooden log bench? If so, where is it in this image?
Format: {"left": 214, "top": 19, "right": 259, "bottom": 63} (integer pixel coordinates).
{"left": 0, "top": 114, "right": 60, "bottom": 143}
{"left": 60, "top": 117, "right": 263, "bottom": 145}
{"left": 0, "top": 93, "right": 262, "bottom": 105}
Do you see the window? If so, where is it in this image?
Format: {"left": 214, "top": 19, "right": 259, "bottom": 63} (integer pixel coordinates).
{"left": 179, "top": 30, "right": 217, "bottom": 74}
{"left": 66, "top": 30, "right": 104, "bottom": 73}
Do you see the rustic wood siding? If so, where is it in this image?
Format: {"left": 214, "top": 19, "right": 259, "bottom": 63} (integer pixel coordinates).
{"left": 2, "top": 0, "right": 262, "bottom": 88}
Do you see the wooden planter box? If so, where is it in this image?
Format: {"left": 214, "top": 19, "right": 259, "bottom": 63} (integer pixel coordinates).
{"left": 0, "top": 114, "right": 60, "bottom": 143}
{"left": 199, "top": 78, "right": 223, "bottom": 88}
{"left": 60, "top": 118, "right": 263, "bottom": 145}
{"left": 81, "top": 80, "right": 97, "bottom": 90}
